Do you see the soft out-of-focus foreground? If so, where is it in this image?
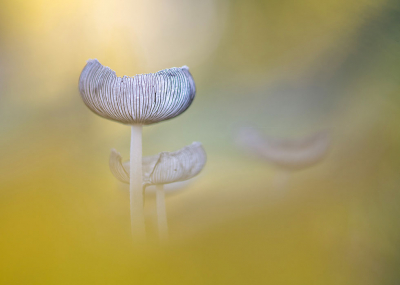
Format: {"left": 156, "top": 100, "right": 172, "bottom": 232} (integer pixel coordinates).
{"left": 1, "top": 0, "right": 400, "bottom": 284}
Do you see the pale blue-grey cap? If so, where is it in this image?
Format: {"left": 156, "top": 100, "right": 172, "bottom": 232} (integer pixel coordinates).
{"left": 109, "top": 142, "right": 206, "bottom": 187}
{"left": 237, "top": 127, "right": 330, "bottom": 170}
{"left": 79, "top": 59, "right": 196, "bottom": 125}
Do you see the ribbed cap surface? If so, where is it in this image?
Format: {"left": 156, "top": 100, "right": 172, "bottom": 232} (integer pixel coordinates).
{"left": 79, "top": 59, "right": 196, "bottom": 125}
{"left": 110, "top": 142, "right": 206, "bottom": 187}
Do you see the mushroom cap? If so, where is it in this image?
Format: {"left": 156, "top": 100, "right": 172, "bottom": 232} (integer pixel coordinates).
{"left": 110, "top": 142, "right": 206, "bottom": 187}
{"left": 237, "top": 127, "right": 330, "bottom": 170}
{"left": 79, "top": 59, "right": 196, "bottom": 125}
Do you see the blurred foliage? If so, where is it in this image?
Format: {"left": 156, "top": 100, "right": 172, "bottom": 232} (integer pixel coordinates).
{"left": 1, "top": 0, "right": 400, "bottom": 284}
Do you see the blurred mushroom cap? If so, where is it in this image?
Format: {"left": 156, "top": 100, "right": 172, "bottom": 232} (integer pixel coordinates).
{"left": 79, "top": 59, "right": 196, "bottom": 125}
{"left": 110, "top": 142, "right": 206, "bottom": 187}
{"left": 237, "top": 127, "right": 330, "bottom": 170}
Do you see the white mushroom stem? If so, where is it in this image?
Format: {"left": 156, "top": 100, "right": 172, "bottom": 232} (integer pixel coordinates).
{"left": 130, "top": 124, "right": 145, "bottom": 240}
{"left": 156, "top": 184, "right": 168, "bottom": 242}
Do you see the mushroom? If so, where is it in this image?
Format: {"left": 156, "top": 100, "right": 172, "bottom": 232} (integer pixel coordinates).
{"left": 237, "top": 127, "right": 330, "bottom": 192}
{"left": 109, "top": 142, "right": 207, "bottom": 241}
{"left": 79, "top": 59, "right": 196, "bottom": 240}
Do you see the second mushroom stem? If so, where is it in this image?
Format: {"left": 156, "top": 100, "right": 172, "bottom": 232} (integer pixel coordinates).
{"left": 156, "top": 184, "right": 169, "bottom": 242}
{"left": 130, "top": 124, "right": 146, "bottom": 240}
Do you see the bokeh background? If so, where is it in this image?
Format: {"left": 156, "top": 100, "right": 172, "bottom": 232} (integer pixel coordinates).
{"left": 1, "top": 0, "right": 400, "bottom": 284}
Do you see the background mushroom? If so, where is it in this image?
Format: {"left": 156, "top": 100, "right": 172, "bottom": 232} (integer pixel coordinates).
{"left": 109, "top": 142, "right": 207, "bottom": 241}
{"left": 236, "top": 127, "right": 330, "bottom": 192}
{"left": 79, "top": 59, "right": 196, "bottom": 240}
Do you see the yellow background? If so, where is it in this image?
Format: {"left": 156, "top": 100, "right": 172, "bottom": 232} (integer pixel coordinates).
{"left": 0, "top": 0, "right": 399, "bottom": 284}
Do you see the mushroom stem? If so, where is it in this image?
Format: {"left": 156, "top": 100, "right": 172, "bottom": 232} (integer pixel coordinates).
{"left": 130, "top": 124, "right": 146, "bottom": 240}
{"left": 156, "top": 184, "right": 168, "bottom": 242}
